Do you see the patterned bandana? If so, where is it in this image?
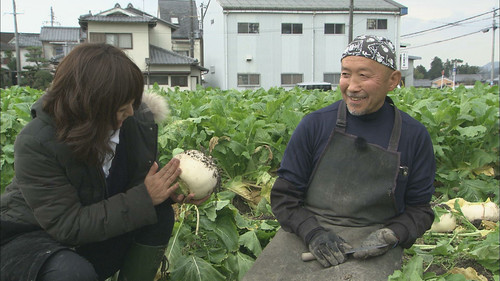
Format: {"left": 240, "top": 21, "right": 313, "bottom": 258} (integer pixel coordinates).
{"left": 341, "top": 35, "right": 397, "bottom": 70}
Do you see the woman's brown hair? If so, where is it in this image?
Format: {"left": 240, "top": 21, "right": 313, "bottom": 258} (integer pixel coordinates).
{"left": 43, "top": 43, "right": 144, "bottom": 166}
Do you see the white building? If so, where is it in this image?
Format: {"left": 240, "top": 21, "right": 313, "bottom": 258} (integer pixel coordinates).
{"left": 202, "top": 0, "right": 407, "bottom": 90}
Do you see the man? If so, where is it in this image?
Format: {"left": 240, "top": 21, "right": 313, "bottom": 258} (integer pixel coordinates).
{"left": 243, "top": 35, "right": 435, "bottom": 281}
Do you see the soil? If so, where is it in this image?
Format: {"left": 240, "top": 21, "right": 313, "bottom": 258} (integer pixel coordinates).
{"left": 424, "top": 257, "right": 495, "bottom": 281}
{"left": 232, "top": 195, "right": 253, "bottom": 215}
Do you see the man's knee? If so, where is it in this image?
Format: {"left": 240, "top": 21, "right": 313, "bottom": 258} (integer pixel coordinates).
{"left": 37, "top": 250, "right": 98, "bottom": 281}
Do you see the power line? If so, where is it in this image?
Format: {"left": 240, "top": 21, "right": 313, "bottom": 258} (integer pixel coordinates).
{"left": 402, "top": 8, "right": 499, "bottom": 38}
{"left": 404, "top": 28, "right": 489, "bottom": 50}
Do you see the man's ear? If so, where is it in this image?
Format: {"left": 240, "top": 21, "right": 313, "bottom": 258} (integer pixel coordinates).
{"left": 387, "top": 70, "right": 402, "bottom": 91}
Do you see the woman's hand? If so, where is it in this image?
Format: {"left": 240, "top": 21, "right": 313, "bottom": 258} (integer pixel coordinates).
{"left": 144, "top": 159, "right": 181, "bottom": 205}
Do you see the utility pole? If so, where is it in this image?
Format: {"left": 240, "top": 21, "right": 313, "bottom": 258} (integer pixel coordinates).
{"left": 451, "top": 59, "right": 463, "bottom": 90}
{"left": 490, "top": 8, "right": 497, "bottom": 86}
{"left": 349, "top": 0, "right": 354, "bottom": 42}
{"left": 189, "top": 0, "right": 195, "bottom": 58}
{"left": 43, "top": 7, "right": 60, "bottom": 27}
{"left": 199, "top": 0, "right": 210, "bottom": 67}
{"left": 12, "top": 0, "right": 22, "bottom": 85}
{"left": 50, "top": 7, "right": 54, "bottom": 26}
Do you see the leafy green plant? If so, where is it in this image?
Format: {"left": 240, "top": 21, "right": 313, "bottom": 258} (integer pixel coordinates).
{"left": 0, "top": 86, "right": 43, "bottom": 191}
{"left": 393, "top": 84, "right": 499, "bottom": 203}
{"left": 1, "top": 84, "right": 498, "bottom": 281}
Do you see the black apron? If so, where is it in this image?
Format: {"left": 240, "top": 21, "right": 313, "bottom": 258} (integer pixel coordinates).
{"left": 243, "top": 101, "right": 404, "bottom": 281}
{"left": 305, "top": 99, "right": 400, "bottom": 227}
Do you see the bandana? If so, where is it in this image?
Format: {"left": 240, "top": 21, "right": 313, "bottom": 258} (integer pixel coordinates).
{"left": 341, "top": 35, "right": 397, "bottom": 70}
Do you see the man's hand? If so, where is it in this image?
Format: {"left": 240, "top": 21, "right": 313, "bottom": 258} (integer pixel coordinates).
{"left": 353, "top": 228, "right": 399, "bottom": 259}
{"left": 308, "top": 230, "right": 352, "bottom": 267}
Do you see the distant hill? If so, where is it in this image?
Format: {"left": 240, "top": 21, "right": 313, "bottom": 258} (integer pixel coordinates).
{"left": 480, "top": 61, "right": 499, "bottom": 74}
{"left": 479, "top": 61, "right": 499, "bottom": 82}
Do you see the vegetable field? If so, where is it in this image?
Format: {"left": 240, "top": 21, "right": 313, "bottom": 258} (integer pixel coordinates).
{"left": 1, "top": 84, "right": 498, "bottom": 281}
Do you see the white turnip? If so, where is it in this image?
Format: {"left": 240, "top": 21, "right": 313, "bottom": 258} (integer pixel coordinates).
{"left": 430, "top": 212, "right": 457, "bottom": 233}
{"left": 173, "top": 150, "right": 220, "bottom": 200}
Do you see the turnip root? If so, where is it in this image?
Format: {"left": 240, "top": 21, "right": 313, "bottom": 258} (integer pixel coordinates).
{"left": 460, "top": 201, "right": 499, "bottom": 222}
{"left": 430, "top": 212, "right": 457, "bottom": 233}
{"left": 430, "top": 199, "right": 499, "bottom": 233}
{"left": 173, "top": 150, "right": 220, "bottom": 200}
{"left": 444, "top": 198, "right": 499, "bottom": 222}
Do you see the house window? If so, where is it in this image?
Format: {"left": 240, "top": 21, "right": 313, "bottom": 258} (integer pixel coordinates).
{"left": 54, "top": 45, "right": 64, "bottom": 56}
{"left": 171, "top": 76, "right": 188, "bottom": 87}
{"left": 324, "top": 23, "right": 345, "bottom": 34}
{"left": 148, "top": 74, "right": 169, "bottom": 85}
{"left": 282, "top": 23, "right": 303, "bottom": 34}
{"left": 367, "top": 19, "right": 387, "bottom": 30}
{"left": 281, "top": 73, "right": 303, "bottom": 85}
{"left": 174, "top": 50, "right": 189, "bottom": 57}
{"left": 89, "top": 32, "right": 132, "bottom": 49}
{"left": 324, "top": 73, "right": 341, "bottom": 85}
{"left": 238, "top": 23, "right": 259, "bottom": 34}
{"left": 237, "top": 73, "right": 260, "bottom": 86}
{"left": 171, "top": 17, "right": 179, "bottom": 24}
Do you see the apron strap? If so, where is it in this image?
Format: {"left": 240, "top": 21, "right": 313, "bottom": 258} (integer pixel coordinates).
{"left": 336, "top": 99, "right": 402, "bottom": 152}
{"left": 336, "top": 100, "right": 347, "bottom": 132}
{"left": 387, "top": 103, "right": 402, "bottom": 152}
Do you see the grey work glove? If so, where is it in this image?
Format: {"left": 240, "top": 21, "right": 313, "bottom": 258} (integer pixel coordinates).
{"left": 352, "top": 228, "right": 399, "bottom": 259}
{"left": 307, "top": 230, "right": 353, "bottom": 267}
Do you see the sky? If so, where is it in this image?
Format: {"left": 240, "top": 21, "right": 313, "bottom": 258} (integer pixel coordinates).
{"left": 1, "top": 0, "right": 498, "bottom": 69}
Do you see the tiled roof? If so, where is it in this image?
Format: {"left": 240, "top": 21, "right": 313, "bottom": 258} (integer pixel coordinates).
{"left": 79, "top": 3, "right": 177, "bottom": 29}
{"left": 8, "top": 33, "right": 42, "bottom": 47}
{"left": 216, "top": 0, "right": 405, "bottom": 12}
{"left": 40, "top": 26, "right": 81, "bottom": 42}
{"left": 79, "top": 15, "right": 155, "bottom": 23}
{"left": 413, "top": 79, "right": 432, "bottom": 87}
{"left": 158, "top": 0, "right": 200, "bottom": 40}
{"left": 149, "top": 44, "right": 199, "bottom": 65}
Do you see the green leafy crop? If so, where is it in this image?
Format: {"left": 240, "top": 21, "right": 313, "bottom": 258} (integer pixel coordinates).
{"left": 1, "top": 84, "right": 498, "bottom": 281}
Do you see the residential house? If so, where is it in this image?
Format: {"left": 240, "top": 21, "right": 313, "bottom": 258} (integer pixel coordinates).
{"left": 455, "top": 74, "right": 484, "bottom": 86}
{"left": 202, "top": 0, "right": 407, "bottom": 90}
{"left": 157, "top": 0, "right": 202, "bottom": 62}
{"left": 79, "top": 3, "right": 206, "bottom": 90}
{"left": 40, "top": 26, "right": 85, "bottom": 64}
{"left": 430, "top": 74, "right": 484, "bottom": 89}
{"left": 7, "top": 33, "right": 42, "bottom": 70}
{"left": 413, "top": 79, "right": 432, "bottom": 88}
{"left": 1, "top": 33, "right": 15, "bottom": 69}
{"left": 431, "top": 77, "right": 453, "bottom": 88}
{"left": 1, "top": 32, "right": 15, "bottom": 87}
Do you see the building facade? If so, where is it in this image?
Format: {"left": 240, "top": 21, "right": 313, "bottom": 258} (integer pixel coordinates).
{"left": 78, "top": 3, "right": 206, "bottom": 91}
{"left": 202, "top": 0, "right": 407, "bottom": 90}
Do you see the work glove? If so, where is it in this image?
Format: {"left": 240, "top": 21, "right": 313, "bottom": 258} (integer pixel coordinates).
{"left": 307, "top": 230, "right": 352, "bottom": 267}
{"left": 352, "top": 228, "right": 399, "bottom": 259}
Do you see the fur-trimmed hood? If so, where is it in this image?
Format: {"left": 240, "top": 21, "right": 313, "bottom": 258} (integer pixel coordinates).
{"left": 140, "top": 92, "right": 170, "bottom": 124}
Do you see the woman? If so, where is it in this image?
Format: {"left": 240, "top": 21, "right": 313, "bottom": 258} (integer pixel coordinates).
{"left": 0, "top": 43, "right": 206, "bottom": 281}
